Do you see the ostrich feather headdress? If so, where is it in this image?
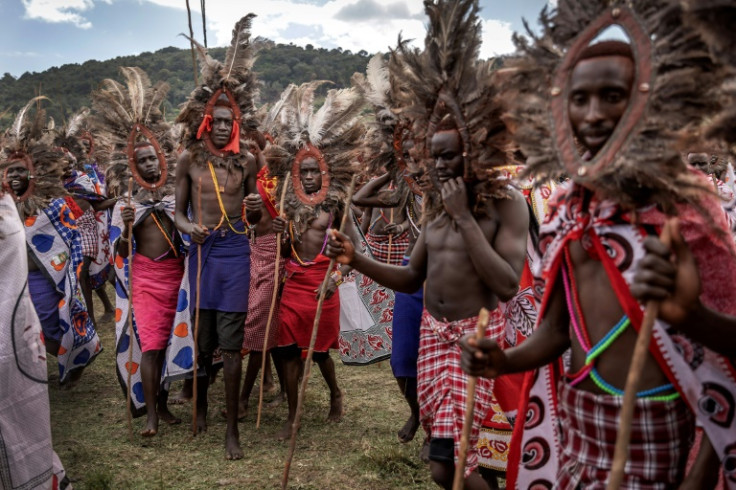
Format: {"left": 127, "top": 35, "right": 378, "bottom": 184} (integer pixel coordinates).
{"left": 177, "top": 14, "right": 259, "bottom": 168}
{"left": 0, "top": 96, "right": 68, "bottom": 216}
{"left": 389, "top": 0, "right": 516, "bottom": 221}
{"left": 353, "top": 54, "right": 414, "bottom": 203}
{"left": 265, "top": 79, "right": 365, "bottom": 234}
{"left": 91, "top": 66, "right": 176, "bottom": 201}
{"left": 507, "top": 0, "right": 728, "bottom": 212}
{"left": 681, "top": 1, "right": 736, "bottom": 150}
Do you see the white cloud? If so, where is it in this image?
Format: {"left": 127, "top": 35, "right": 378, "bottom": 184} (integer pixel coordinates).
{"left": 21, "top": 0, "right": 98, "bottom": 29}
{"left": 145, "top": 0, "right": 515, "bottom": 57}
{"left": 479, "top": 19, "right": 515, "bottom": 58}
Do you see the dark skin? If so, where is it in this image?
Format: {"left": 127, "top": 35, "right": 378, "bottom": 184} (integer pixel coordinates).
{"left": 271, "top": 157, "right": 360, "bottom": 441}
{"left": 352, "top": 172, "right": 410, "bottom": 237}
{"left": 327, "top": 130, "right": 528, "bottom": 490}
{"left": 461, "top": 55, "right": 718, "bottom": 489}
{"left": 117, "top": 145, "right": 182, "bottom": 436}
{"left": 174, "top": 105, "right": 258, "bottom": 460}
{"left": 631, "top": 219, "right": 736, "bottom": 356}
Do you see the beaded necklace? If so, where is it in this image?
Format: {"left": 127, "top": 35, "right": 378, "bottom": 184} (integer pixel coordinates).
{"left": 150, "top": 210, "right": 178, "bottom": 259}
{"left": 207, "top": 161, "right": 248, "bottom": 235}
{"left": 289, "top": 213, "right": 333, "bottom": 266}
{"left": 561, "top": 247, "right": 678, "bottom": 401}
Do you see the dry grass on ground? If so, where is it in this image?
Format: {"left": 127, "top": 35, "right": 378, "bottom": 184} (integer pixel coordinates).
{"left": 48, "top": 286, "right": 434, "bottom": 490}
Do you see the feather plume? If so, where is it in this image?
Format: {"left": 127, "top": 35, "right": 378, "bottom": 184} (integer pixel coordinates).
{"left": 506, "top": 0, "right": 726, "bottom": 215}
{"left": 177, "top": 15, "right": 260, "bottom": 168}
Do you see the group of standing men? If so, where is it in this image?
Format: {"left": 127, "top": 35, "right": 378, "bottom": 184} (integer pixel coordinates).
{"left": 4, "top": 0, "right": 736, "bottom": 489}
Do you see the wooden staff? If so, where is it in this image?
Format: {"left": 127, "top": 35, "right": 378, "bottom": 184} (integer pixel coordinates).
{"left": 124, "top": 177, "right": 134, "bottom": 443}
{"left": 256, "top": 171, "right": 291, "bottom": 428}
{"left": 282, "top": 176, "right": 357, "bottom": 490}
{"left": 607, "top": 224, "right": 672, "bottom": 489}
{"left": 452, "top": 308, "right": 490, "bottom": 490}
{"left": 386, "top": 207, "right": 394, "bottom": 263}
{"left": 184, "top": 0, "right": 199, "bottom": 86}
{"left": 191, "top": 177, "right": 203, "bottom": 436}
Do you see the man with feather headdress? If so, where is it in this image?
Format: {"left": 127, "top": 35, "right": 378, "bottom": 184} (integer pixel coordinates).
{"left": 174, "top": 15, "right": 260, "bottom": 460}
{"left": 266, "top": 79, "right": 365, "bottom": 441}
{"left": 54, "top": 108, "right": 115, "bottom": 328}
{"left": 326, "top": 1, "right": 530, "bottom": 487}
{"left": 350, "top": 53, "right": 427, "bottom": 446}
{"left": 1, "top": 96, "right": 101, "bottom": 387}
{"left": 461, "top": 1, "right": 736, "bottom": 487}
{"left": 94, "top": 66, "right": 192, "bottom": 437}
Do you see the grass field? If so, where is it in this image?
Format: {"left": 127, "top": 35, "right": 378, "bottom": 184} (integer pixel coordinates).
{"left": 48, "top": 287, "right": 435, "bottom": 490}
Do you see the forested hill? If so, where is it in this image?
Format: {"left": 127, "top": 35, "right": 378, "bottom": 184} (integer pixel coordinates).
{"left": 0, "top": 40, "right": 371, "bottom": 125}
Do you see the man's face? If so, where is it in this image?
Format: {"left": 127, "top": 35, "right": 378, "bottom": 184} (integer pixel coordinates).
{"left": 6, "top": 162, "right": 29, "bottom": 194}
{"left": 210, "top": 106, "right": 234, "bottom": 149}
{"left": 134, "top": 145, "right": 160, "bottom": 183}
{"left": 431, "top": 130, "right": 463, "bottom": 183}
{"left": 568, "top": 55, "right": 634, "bottom": 156}
{"left": 300, "top": 157, "right": 322, "bottom": 194}
{"left": 80, "top": 138, "right": 91, "bottom": 157}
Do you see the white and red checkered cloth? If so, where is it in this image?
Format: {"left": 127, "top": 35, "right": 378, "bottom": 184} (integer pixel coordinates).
{"left": 243, "top": 233, "right": 284, "bottom": 352}
{"left": 417, "top": 307, "right": 506, "bottom": 476}
{"left": 556, "top": 381, "right": 694, "bottom": 488}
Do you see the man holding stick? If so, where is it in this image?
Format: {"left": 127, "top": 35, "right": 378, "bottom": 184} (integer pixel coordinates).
{"left": 175, "top": 15, "right": 260, "bottom": 460}
{"left": 265, "top": 80, "right": 365, "bottom": 441}
{"left": 327, "top": 3, "right": 529, "bottom": 487}
{"left": 460, "top": 3, "right": 736, "bottom": 487}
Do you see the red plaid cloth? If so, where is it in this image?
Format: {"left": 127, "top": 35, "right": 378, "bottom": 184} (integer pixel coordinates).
{"left": 243, "top": 233, "right": 284, "bottom": 351}
{"left": 556, "top": 381, "right": 694, "bottom": 489}
{"left": 417, "top": 307, "right": 505, "bottom": 476}
{"left": 76, "top": 207, "right": 98, "bottom": 258}
{"left": 365, "top": 230, "right": 410, "bottom": 265}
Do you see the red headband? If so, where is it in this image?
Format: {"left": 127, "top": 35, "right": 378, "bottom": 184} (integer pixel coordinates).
{"left": 196, "top": 87, "right": 242, "bottom": 157}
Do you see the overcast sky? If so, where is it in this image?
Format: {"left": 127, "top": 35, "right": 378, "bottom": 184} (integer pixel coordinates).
{"left": 1, "top": 0, "right": 554, "bottom": 77}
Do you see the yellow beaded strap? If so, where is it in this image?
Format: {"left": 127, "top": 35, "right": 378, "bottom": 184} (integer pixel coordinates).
{"left": 207, "top": 161, "right": 248, "bottom": 235}
{"left": 150, "top": 211, "right": 178, "bottom": 257}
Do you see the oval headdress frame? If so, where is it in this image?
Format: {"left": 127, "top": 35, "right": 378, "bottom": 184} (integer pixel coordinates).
{"left": 550, "top": 6, "right": 653, "bottom": 183}
{"left": 2, "top": 152, "right": 36, "bottom": 203}
{"left": 291, "top": 143, "right": 330, "bottom": 205}
{"left": 202, "top": 87, "right": 242, "bottom": 158}
{"left": 126, "top": 123, "right": 168, "bottom": 190}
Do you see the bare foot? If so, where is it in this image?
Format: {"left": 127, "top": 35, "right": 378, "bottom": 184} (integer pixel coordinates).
{"left": 170, "top": 385, "right": 192, "bottom": 405}
{"left": 420, "top": 437, "right": 430, "bottom": 463}
{"left": 219, "top": 402, "right": 248, "bottom": 422}
{"left": 60, "top": 368, "right": 84, "bottom": 390}
{"left": 196, "top": 409, "right": 207, "bottom": 434}
{"left": 141, "top": 415, "right": 158, "bottom": 437}
{"left": 159, "top": 408, "right": 182, "bottom": 425}
{"left": 397, "top": 413, "right": 419, "bottom": 443}
{"left": 277, "top": 419, "right": 294, "bottom": 441}
{"left": 225, "top": 433, "right": 243, "bottom": 460}
{"left": 266, "top": 392, "right": 286, "bottom": 408}
{"left": 327, "top": 389, "right": 344, "bottom": 422}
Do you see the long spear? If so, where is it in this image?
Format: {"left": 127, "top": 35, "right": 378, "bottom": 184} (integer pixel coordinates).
{"left": 256, "top": 171, "right": 291, "bottom": 428}
{"left": 282, "top": 175, "right": 357, "bottom": 489}
{"left": 124, "top": 177, "right": 134, "bottom": 443}
{"left": 452, "top": 308, "right": 490, "bottom": 490}
{"left": 191, "top": 177, "right": 203, "bottom": 436}
{"left": 607, "top": 224, "right": 672, "bottom": 489}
